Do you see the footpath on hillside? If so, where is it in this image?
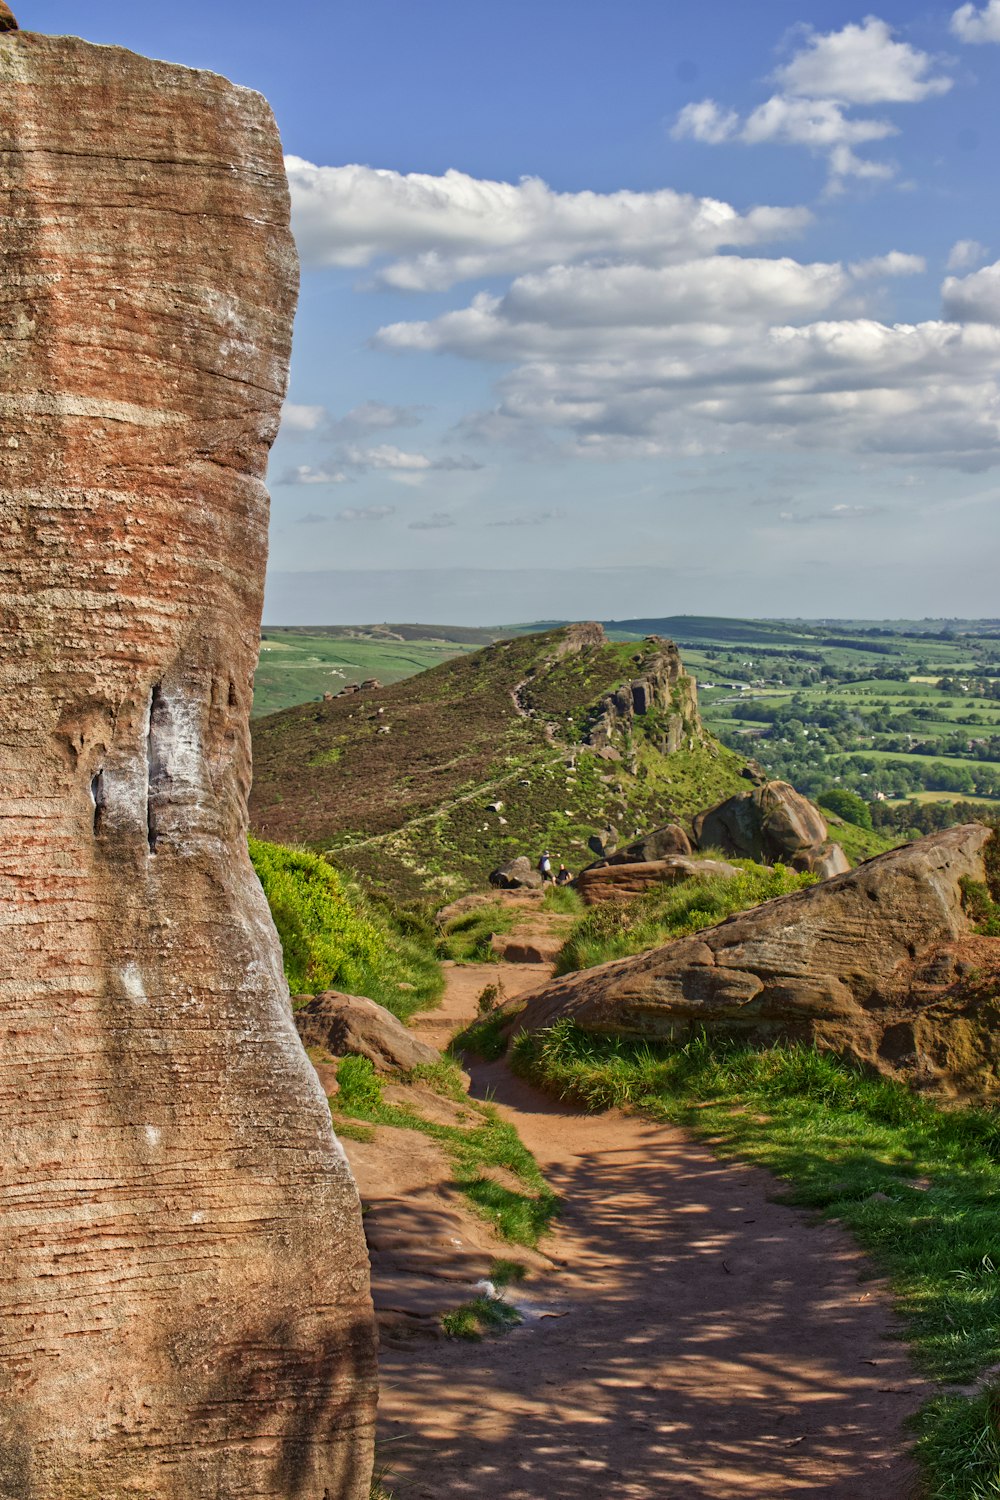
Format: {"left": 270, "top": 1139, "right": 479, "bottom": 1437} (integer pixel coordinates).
{"left": 375, "top": 915, "right": 928, "bottom": 1500}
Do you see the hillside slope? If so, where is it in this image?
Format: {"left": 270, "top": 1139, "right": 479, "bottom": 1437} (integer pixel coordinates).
{"left": 250, "top": 623, "right": 745, "bottom": 900}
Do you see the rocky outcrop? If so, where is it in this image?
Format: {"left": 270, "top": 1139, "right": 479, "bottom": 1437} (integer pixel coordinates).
{"left": 0, "top": 30, "right": 375, "bottom": 1498}
{"left": 693, "top": 779, "right": 850, "bottom": 877}
{"left": 510, "top": 826, "right": 999, "bottom": 1095}
{"left": 594, "top": 822, "right": 693, "bottom": 866}
{"left": 576, "top": 856, "right": 741, "bottom": 906}
{"left": 0, "top": 4, "right": 17, "bottom": 32}
{"left": 585, "top": 636, "right": 701, "bottom": 756}
{"left": 295, "top": 992, "right": 441, "bottom": 1074}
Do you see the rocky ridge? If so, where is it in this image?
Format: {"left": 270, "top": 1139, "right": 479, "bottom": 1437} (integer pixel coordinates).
{"left": 0, "top": 28, "right": 374, "bottom": 1497}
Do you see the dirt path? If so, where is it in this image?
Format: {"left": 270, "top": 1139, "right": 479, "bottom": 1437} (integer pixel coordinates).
{"left": 376, "top": 954, "right": 927, "bottom": 1500}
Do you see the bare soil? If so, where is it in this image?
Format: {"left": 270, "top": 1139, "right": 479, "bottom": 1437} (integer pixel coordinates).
{"left": 375, "top": 944, "right": 927, "bottom": 1499}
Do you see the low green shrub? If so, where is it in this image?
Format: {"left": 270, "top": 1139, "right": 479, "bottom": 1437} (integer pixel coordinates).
{"left": 442, "top": 1294, "right": 521, "bottom": 1340}
{"left": 540, "top": 884, "right": 585, "bottom": 915}
{"left": 249, "top": 837, "right": 442, "bottom": 1020}
{"left": 554, "top": 862, "right": 815, "bottom": 974}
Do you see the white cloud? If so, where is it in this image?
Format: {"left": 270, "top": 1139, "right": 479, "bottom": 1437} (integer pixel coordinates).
{"left": 671, "top": 100, "right": 739, "bottom": 144}
{"left": 282, "top": 464, "right": 350, "bottom": 485}
{"left": 340, "top": 443, "right": 481, "bottom": 473}
{"left": 947, "top": 238, "right": 990, "bottom": 271}
{"left": 379, "top": 259, "right": 1000, "bottom": 470}
{"left": 673, "top": 18, "right": 951, "bottom": 186}
{"left": 850, "top": 251, "right": 926, "bottom": 278}
{"left": 487, "top": 510, "right": 567, "bottom": 527}
{"left": 285, "top": 157, "right": 810, "bottom": 289}
{"left": 951, "top": 0, "right": 1000, "bottom": 43}
{"left": 942, "top": 260, "right": 1000, "bottom": 324}
{"left": 281, "top": 402, "right": 327, "bottom": 431}
{"left": 335, "top": 505, "right": 397, "bottom": 522}
{"left": 775, "top": 17, "right": 952, "bottom": 103}
{"left": 329, "top": 401, "right": 426, "bottom": 436}
{"left": 408, "top": 512, "right": 456, "bottom": 530}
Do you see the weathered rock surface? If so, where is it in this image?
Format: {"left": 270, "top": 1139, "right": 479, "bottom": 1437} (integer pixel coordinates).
{"left": 295, "top": 992, "right": 441, "bottom": 1074}
{"left": 576, "top": 856, "right": 741, "bottom": 906}
{"left": 510, "top": 826, "right": 1000, "bottom": 1094}
{"left": 584, "top": 636, "right": 700, "bottom": 756}
{"left": 0, "top": 31, "right": 375, "bottom": 1498}
{"left": 490, "top": 855, "right": 544, "bottom": 889}
{"left": 0, "top": 4, "right": 17, "bottom": 32}
{"left": 599, "top": 822, "right": 693, "bottom": 865}
{"left": 693, "top": 779, "right": 848, "bottom": 876}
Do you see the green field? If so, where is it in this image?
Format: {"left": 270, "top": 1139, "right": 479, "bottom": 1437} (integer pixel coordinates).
{"left": 253, "top": 630, "right": 484, "bottom": 717}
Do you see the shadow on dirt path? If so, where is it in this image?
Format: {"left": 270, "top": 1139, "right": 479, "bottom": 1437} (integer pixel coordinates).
{"left": 377, "top": 946, "right": 926, "bottom": 1499}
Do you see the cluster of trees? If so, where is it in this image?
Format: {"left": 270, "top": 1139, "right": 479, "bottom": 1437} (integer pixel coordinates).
{"left": 869, "top": 798, "right": 1000, "bottom": 837}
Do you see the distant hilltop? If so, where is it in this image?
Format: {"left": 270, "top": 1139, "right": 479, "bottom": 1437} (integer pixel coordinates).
{"left": 250, "top": 622, "right": 746, "bottom": 901}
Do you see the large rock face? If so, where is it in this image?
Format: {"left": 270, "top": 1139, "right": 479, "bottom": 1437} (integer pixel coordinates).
{"left": 0, "top": 30, "right": 375, "bottom": 1498}
{"left": 511, "top": 826, "right": 1000, "bottom": 1095}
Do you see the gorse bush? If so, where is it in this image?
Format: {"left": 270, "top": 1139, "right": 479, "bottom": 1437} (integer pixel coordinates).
{"left": 248, "top": 837, "right": 442, "bottom": 1019}
{"left": 554, "top": 862, "right": 816, "bottom": 974}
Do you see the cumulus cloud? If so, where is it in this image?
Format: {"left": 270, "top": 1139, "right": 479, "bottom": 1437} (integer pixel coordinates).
{"left": 282, "top": 464, "right": 349, "bottom": 485}
{"left": 849, "top": 251, "right": 926, "bottom": 278}
{"left": 281, "top": 402, "right": 327, "bottom": 432}
{"left": 408, "top": 512, "right": 456, "bottom": 530}
{"left": 947, "top": 239, "right": 990, "bottom": 271}
{"left": 942, "top": 260, "right": 1000, "bottom": 324}
{"left": 673, "top": 17, "right": 951, "bottom": 186}
{"left": 335, "top": 505, "right": 397, "bottom": 522}
{"left": 296, "top": 512, "right": 329, "bottom": 525}
{"left": 774, "top": 17, "right": 952, "bottom": 103}
{"left": 377, "top": 257, "right": 1000, "bottom": 470}
{"left": 285, "top": 157, "right": 809, "bottom": 289}
{"left": 951, "top": 0, "right": 1000, "bottom": 42}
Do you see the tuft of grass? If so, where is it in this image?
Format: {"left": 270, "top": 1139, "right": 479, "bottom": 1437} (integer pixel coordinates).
{"left": 554, "top": 862, "right": 816, "bottom": 974}
{"left": 249, "top": 836, "right": 442, "bottom": 1019}
{"left": 437, "top": 902, "right": 517, "bottom": 963}
{"left": 450, "top": 1009, "right": 513, "bottom": 1062}
{"left": 541, "top": 884, "right": 585, "bottom": 915}
{"left": 333, "top": 1055, "right": 558, "bottom": 1248}
{"left": 442, "top": 1294, "right": 522, "bottom": 1341}
{"left": 961, "top": 876, "right": 1000, "bottom": 938}
{"left": 513, "top": 1020, "right": 1000, "bottom": 1499}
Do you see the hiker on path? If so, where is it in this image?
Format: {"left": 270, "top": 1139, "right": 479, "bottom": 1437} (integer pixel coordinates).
{"left": 538, "top": 851, "right": 554, "bottom": 884}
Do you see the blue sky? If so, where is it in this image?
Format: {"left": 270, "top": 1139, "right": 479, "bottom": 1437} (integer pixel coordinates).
{"left": 28, "top": 1, "right": 1000, "bottom": 623}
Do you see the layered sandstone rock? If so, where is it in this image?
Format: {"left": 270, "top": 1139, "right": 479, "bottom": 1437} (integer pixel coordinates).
{"left": 510, "top": 826, "right": 999, "bottom": 1094}
{"left": 0, "top": 30, "right": 375, "bottom": 1498}
{"left": 295, "top": 992, "right": 441, "bottom": 1075}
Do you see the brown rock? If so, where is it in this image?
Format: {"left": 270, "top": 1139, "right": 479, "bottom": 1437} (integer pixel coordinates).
{"left": 576, "top": 856, "right": 741, "bottom": 906}
{"left": 599, "top": 822, "right": 693, "bottom": 866}
{"left": 694, "top": 779, "right": 845, "bottom": 874}
{"left": 296, "top": 991, "right": 442, "bottom": 1074}
{"left": 489, "top": 855, "right": 543, "bottom": 889}
{"left": 0, "top": 32, "right": 375, "bottom": 1498}
{"left": 513, "top": 826, "right": 998, "bottom": 1094}
{"left": 0, "top": 4, "right": 17, "bottom": 32}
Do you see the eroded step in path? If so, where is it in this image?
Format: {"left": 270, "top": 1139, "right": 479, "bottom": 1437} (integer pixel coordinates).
{"left": 376, "top": 943, "right": 927, "bottom": 1500}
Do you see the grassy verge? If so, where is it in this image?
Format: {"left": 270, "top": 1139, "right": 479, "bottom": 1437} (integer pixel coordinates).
{"left": 512, "top": 1021, "right": 1000, "bottom": 1499}
{"left": 442, "top": 1294, "right": 522, "bottom": 1340}
{"left": 334, "top": 1054, "right": 558, "bottom": 1248}
{"left": 249, "top": 836, "right": 442, "bottom": 1020}
{"left": 554, "top": 862, "right": 816, "bottom": 974}
{"left": 541, "top": 884, "right": 585, "bottom": 915}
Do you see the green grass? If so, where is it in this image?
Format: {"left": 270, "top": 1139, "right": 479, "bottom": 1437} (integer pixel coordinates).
{"left": 335, "top": 1055, "right": 558, "bottom": 1248}
{"left": 253, "top": 629, "right": 483, "bottom": 717}
{"left": 541, "top": 884, "right": 585, "bottom": 914}
{"left": 451, "top": 1010, "right": 511, "bottom": 1062}
{"left": 437, "top": 902, "right": 517, "bottom": 962}
{"left": 513, "top": 1021, "right": 1000, "bottom": 1499}
{"left": 554, "top": 862, "right": 817, "bottom": 974}
{"left": 441, "top": 1294, "right": 522, "bottom": 1340}
{"left": 249, "top": 836, "right": 442, "bottom": 1019}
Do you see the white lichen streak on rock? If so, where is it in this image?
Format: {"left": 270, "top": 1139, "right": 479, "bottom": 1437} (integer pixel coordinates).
{"left": 0, "top": 28, "right": 376, "bottom": 1500}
